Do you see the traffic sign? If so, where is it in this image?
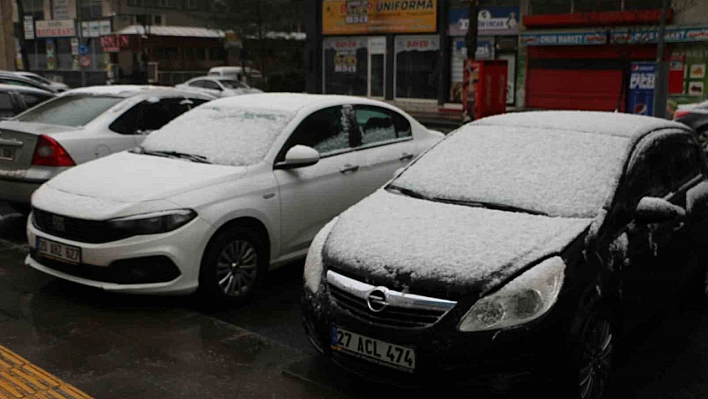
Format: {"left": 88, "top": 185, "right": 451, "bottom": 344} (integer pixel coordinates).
{"left": 79, "top": 55, "right": 91, "bottom": 68}
{"left": 78, "top": 44, "right": 89, "bottom": 55}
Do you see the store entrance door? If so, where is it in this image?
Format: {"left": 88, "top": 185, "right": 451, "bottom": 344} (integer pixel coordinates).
{"left": 368, "top": 37, "right": 386, "bottom": 98}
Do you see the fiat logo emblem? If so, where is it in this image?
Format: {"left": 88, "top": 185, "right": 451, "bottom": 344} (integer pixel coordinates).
{"left": 366, "top": 287, "right": 389, "bottom": 313}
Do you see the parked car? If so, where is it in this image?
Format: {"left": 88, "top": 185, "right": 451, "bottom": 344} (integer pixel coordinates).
{"left": 13, "top": 71, "right": 70, "bottom": 92}
{"left": 208, "top": 66, "right": 262, "bottom": 84}
{"left": 25, "top": 93, "right": 444, "bottom": 303}
{"left": 0, "top": 84, "right": 55, "bottom": 119}
{"left": 674, "top": 100, "right": 708, "bottom": 149}
{"left": 176, "top": 76, "right": 263, "bottom": 98}
{"left": 0, "top": 85, "right": 213, "bottom": 211}
{"left": 302, "top": 111, "right": 708, "bottom": 398}
{"left": 0, "top": 72, "right": 58, "bottom": 94}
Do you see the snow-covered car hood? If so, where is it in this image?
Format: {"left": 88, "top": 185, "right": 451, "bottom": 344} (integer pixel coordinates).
{"left": 36, "top": 152, "right": 247, "bottom": 218}
{"left": 323, "top": 190, "right": 593, "bottom": 299}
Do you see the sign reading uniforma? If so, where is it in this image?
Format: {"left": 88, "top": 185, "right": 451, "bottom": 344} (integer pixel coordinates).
{"left": 322, "top": 0, "right": 437, "bottom": 35}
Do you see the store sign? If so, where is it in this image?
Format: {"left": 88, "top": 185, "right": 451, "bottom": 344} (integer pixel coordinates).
{"left": 522, "top": 25, "right": 708, "bottom": 46}
{"left": 628, "top": 62, "right": 656, "bottom": 116}
{"left": 81, "top": 21, "right": 104, "bottom": 38}
{"left": 24, "top": 16, "right": 34, "bottom": 40}
{"left": 334, "top": 51, "right": 358, "bottom": 73}
{"left": 53, "top": 0, "right": 71, "bottom": 20}
{"left": 100, "top": 35, "right": 130, "bottom": 53}
{"left": 448, "top": 6, "right": 520, "bottom": 36}
{"left": 36, "top": 20, "right": 76, "bottom": 38}
{"left": 100, "top": 20, "right": 112, "bottom": 36}
{"left": 322, "top": 0, "right": 437, "bottom": 35}
{"left": 395, "top": 36, "right": 440, "bottom": 52}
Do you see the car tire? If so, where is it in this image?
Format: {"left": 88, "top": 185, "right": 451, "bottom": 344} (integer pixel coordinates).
{"left": 570, "top": 298, "right": 615, "bottom": 399}
{"left": 198, "top": 226, "right": 268, "bottom": 306}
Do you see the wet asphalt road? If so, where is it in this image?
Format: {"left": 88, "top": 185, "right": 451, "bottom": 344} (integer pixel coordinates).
{"left": 2, "top": 208, "right": 708, "bottom": 398}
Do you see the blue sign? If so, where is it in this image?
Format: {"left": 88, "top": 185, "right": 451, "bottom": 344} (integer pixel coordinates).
{"left": 448, "top": 6, "right": 520, "bottom": 36}
{"left": 629, "top": 62, "right": 656, "bottom": 116}
{"left": 522, "top": 25, "right": 708, "bottom": 46}
{"left": 78, "top": 44, "right": 89, "bottom": 55}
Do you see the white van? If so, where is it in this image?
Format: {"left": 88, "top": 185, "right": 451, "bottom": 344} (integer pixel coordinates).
{"left": 208, "top": 67, "right": 262, "bottom": 84}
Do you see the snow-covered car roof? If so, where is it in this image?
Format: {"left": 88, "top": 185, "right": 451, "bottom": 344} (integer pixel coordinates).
{"left": 0, "top": 83, "right": 57, "bottom": 96}
{"left": 60, "top": 85, "right": 213, "bottom": 100}
{"left": 203, "top": 92, "right": 406, "bottom": 115}
{"left": 474, "top": 110, "right": 690, "bottom": 139}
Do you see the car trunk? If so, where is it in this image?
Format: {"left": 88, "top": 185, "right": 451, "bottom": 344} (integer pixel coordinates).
{"left": 0, "top": 122, "right": 76, "bottom": 172}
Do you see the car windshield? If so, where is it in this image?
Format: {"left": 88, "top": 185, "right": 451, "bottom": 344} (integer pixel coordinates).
{"left": 219, "top": 79, "right": 246, "bottom": 89}
{"left": 391, "top": 126, "right": 631, "bottom": 218}
{"left": 140, "top": 105, "right": 294, "bottom": 166}
{"left": 15, "top": 94, "right": 123, "bottom": 127}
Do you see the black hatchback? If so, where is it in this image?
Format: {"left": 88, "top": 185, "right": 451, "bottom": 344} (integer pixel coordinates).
{"left": 302, "top": 111, "right": 708, "bottom": 398}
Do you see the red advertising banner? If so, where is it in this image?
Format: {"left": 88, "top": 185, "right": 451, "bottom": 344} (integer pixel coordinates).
{"left": 462, "top": 60, "right": 508, "bottom": 122}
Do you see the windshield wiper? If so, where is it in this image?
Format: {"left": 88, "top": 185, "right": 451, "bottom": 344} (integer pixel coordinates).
{"left": 137, "top": 149, "right": 211, "bottom": 164}
{"left": 432, "top": 197, "right": 547, "bottom": 216}
{"left": 386, "top": 185, "right": 431, "bottom": 200}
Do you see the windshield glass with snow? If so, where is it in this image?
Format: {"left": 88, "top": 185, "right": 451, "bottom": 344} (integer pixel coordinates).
{"left": 391, "top": 126, "right": 631, "bottom": 218}
{"left": 140, "top": 105, "right": 294, "bottom": 166}
{"left": 16, "top": 95, "right": 123, "bottom": 127}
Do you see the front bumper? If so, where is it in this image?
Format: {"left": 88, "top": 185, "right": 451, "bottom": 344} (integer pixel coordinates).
{"left": 302, "top": 286, "right": 571, "bottom": 391}
{"left": 25, "top": 215, "right": 213, "bottom": 295}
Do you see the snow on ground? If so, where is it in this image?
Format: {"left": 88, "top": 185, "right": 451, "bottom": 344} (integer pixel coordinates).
{"left": 324, "top": 190, "right": 592, "bottom": 296}
{"left": 393, "top": 125, "right": 629, "bottom": 218}
{"left": 142, "top": 106, "right": 295, "bottom": 166}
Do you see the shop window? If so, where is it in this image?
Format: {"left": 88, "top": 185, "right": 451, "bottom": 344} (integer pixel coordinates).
{"left": 164, "top": 47, "right": 179, "bottom": 60}
{"left": 530, "top": 0, "right": 571, "bottom": 15}
{"left": 574, "top": 0, "right": 620, "bottom": 12}
{"left": 187, "top": 0, "right": 197, "bottom": 9}
{"left": 209, "top": 48, "right": 226, "bottom": 62}
{"left": 195, "top": 48, "right": 206, "bottom": 61}
{"left": 322, "top": 37, "right": 368, "bottom": 96}
{"left": 395, "top": 36, "right": 440, "bottom": 100}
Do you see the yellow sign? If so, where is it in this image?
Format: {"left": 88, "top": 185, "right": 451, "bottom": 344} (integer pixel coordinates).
{"left": 323, "top": 0, "right": 437, "bottom": 35}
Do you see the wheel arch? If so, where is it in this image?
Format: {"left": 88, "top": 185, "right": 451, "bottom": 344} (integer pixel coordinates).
{"left": 200, "top": 216, "right": 272, "bottom": 269}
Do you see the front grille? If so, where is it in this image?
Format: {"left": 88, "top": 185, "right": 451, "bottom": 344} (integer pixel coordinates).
{"left": 327, "top": 271, "right": 456, "bottom": 329}
{"left": 32, "top": 208, "right": 131, "bottom": 244}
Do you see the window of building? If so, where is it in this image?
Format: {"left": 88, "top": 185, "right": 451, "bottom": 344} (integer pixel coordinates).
{"left": 530, "top": 0, "right": 572, "bottom": 14}
{"left": 195, "top": 48, "right": 206, "bottom": 61}
{"left": 187, "top": 0, "right": 197, "bottom": 9}
{"left": 322, "top": 37, "right": 368, "bottom": 96}
{"left": 208, "top": 48, "right": 226, "bottom": 62}
{"left": 395, "top": 35, "right": 440, "bottom": 100}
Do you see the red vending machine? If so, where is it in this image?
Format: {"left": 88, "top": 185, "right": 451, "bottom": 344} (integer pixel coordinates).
{"left": 462, "top": 60, "right": 508, "bottom": 121}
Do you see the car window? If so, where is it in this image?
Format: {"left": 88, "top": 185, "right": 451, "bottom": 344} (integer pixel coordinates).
{"left": 284, "top": 106, "right": 357, "bottom": 157}
{"left": 666, "top": 137, "right": 703, "bottom": 188}
{"left": 188, "top": 80, "right": 205, "bottom": 88}
{"left": 354, "top": 105, "right": 412, "bottom": 146}
{"left": 16, "top": 95, "right": 123, "bottom": 127}
{"left": 0, "top": 78, "right": 34, "bottom": 89}
{"left": 19, "top": 92, "right": 52, "bottom": 109}
{"left": 219, "top": 79, "right": 246, "bottom": 89}
{"left": 0, "top": 93, "right": 16, "bottom": 118}
{"left": 203, "top": 81, "right": 222, "bottom": 91}
{"left": 111, "top": 98, "right": 193, "bottom": 135}
{"left": 625, "top": 135, "right": 681, "bottom": 205}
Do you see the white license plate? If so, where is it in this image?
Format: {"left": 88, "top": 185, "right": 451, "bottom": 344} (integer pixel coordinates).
{"left": 331, "top": 326, "right": 416, "bottom": 372}
{"left": 0, "top": 146, "right": 13, "bottom": 161}
{"left": 36, "top": 237, "right": 81, "bottom": 265}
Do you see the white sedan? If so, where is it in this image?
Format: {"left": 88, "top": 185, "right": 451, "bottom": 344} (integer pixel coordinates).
{"left": 26, "top": 93, "right": 444, "bottom": 303}
{"left": 176, "top": 76, "right": 262, "bottom": 98}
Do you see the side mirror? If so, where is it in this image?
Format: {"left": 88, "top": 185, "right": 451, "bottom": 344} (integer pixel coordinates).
{"left": 635, "top": 197, "right": 685, "bottom": 224}
{"left": 277, "top": 145, "right": 320, "bottom": 169}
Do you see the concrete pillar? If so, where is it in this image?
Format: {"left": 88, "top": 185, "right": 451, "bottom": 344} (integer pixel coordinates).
{"left": 0, "top": 0, "right": 16, "bottom": 70}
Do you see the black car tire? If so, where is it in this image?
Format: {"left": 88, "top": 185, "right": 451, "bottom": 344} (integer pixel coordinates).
{"left": 198, "top": 226, "right": 268, "bottom": 306}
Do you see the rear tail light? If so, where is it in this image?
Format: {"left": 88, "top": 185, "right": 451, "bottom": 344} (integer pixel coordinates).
{"left": 674, "top": 110, "right": 691, "bottom": 120}
{"left": 31, "top": 135, "right": 75, "bottom": 167}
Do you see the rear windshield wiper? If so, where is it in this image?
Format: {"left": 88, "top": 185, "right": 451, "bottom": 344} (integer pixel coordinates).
{"left": 136, "top": 149, "right": 211, "bottom": 164}
{"left": 433, "top": 197, "right": 548, "bottom": 216}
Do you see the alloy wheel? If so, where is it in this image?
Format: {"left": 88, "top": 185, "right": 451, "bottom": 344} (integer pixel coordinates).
{"left": 579, "top": 316, "right": 613, "bottom": 399}
{"left": 216, "top": 240, "right": 258, "bottom": 297}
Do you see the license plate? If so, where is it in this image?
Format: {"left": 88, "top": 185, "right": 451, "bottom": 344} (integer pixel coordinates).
{"left": 331, "top": 326, "right": 415, "bottom": 372}
{"left": 0, "top": 146, "right": 13, "bottom": 161}
{"left": 36, "top": 237, "right": 81, "bottom": 265}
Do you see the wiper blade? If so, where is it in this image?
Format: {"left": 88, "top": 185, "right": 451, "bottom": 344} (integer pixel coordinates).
{"left": 387, "top": 185, "right": 431, "bottom": 200}
{"left": 432, "top": 197, "right": 548, "bottom": 216}
{"left": 140, "top": 149, "right": 211, "bottom": 164}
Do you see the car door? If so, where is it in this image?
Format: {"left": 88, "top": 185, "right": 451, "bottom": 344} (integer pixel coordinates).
{"left": 273, "top": 105, "right": 363, "bottom": 257}
{"left": 351, "top": 105, "right": 419, "bottom": 194}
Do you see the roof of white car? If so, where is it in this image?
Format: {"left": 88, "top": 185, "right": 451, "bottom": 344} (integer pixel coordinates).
{"left": 205, "top": 93, "right": 397, "bottom": 114}
{"left": 474, "top": 110, "right": 690, "bottom": 139}
{"left": 60, "top": 85, "right": 213, "bottom": 99}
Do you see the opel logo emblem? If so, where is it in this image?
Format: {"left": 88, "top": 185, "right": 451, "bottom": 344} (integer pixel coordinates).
{"left": 51, "top": 215, "right": 66, "bottom": 233}
{"left": 366, "top": 287, "right": 389, "bottom": 313}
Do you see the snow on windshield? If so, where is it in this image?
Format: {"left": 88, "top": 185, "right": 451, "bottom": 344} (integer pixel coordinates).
{"left": 393, "top": 125, "right": 630, "bottom": 218}
{"left": 141, "top": 105, "right": 295, "bottom": 166}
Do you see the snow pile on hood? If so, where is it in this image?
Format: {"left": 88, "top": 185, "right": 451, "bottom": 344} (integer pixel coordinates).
{"left": 393, "top": 125, "right": 630, "bottom": 218}
{"left": 142, "top": 106, "right": 294, "bottom": 166}
{"left": 324, "top": 190, "right": 592, "bottom": 297}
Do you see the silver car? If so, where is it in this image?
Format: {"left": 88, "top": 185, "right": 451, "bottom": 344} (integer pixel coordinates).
{"left": 0, "top": 85, "right": 213, "bottom": 211}
{"left": 175, "top": 76, "right": 262, "bottom": 98}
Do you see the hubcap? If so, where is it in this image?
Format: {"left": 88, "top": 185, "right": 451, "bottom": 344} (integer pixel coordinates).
{"left": 579, "top": 317, "right": 613, "bottom": 399}
{"left": 216, "top": 240, "right": 258, "bottom": 297}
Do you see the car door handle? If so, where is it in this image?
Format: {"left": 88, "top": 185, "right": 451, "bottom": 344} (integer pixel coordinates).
{"left": 339, "top": 164, "right": 359, "bottom": 174}
{"left": 399, "top": 153, "right": 414, "bottom": 162}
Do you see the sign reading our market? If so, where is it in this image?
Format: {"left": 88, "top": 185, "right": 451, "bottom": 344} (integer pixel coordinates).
{"left": 322, "top": 0, "right": 437, "bottom": 35}
{"left": 36, "top": 20, "right": 76, "bottom": 38}
{"left": 522, "top": 25, "right": 708, "bottom": 46}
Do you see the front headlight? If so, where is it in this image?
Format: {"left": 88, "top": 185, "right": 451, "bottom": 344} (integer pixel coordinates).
{"left": 107, "top": 209, "right": 197, "bottom": 236}
{"left": 458, "top": 257, "right": 565, "bottom": 332}
{"left": 304, "top": 218, "right": 338, "bottom": 294}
